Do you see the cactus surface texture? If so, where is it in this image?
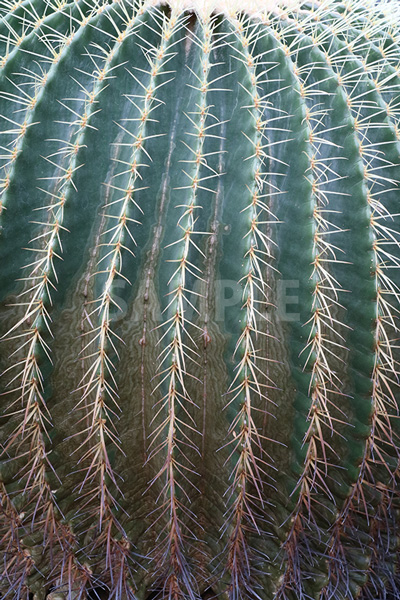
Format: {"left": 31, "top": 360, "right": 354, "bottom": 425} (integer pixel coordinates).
{"left": 1, "top": 0, "right": 400, "bottom": 598}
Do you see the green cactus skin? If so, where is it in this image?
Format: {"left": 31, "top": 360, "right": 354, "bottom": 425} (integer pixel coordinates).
{"left": 0, "top": 0, "right": 400, "bottom": 598}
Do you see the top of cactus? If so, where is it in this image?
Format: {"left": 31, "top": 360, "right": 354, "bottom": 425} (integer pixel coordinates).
{"left": 149, "top": 0, "right": 305, "bottom": 15}
{"left": 146, "top": 0, "right": 399, "bottom": 20}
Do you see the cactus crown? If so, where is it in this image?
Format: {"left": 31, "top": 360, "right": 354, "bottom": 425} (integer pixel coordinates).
{"left": 0, "top": 0, "right": 400, "bottom": 599}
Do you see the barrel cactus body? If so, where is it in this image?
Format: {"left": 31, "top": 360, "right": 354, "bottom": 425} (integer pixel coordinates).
{"left": 1, "top": 0, "right": 400, "bottom": 598}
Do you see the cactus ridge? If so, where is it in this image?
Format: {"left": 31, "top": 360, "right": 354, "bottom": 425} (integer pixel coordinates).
{"left": 1, "top": 0, "right": 400, "bottom": 599}
{"left": 271, "top": 39, "right": 349, "bottom": 600}
{"left": 217, "top": 15, "right": 279, "bottom": 600}
{"left": 0, "top": 2, "right": 146, "bottom": 597}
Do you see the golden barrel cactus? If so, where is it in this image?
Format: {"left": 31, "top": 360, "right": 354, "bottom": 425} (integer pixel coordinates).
{"left": 0, "top": 0, "right": 400, "bottom": 598}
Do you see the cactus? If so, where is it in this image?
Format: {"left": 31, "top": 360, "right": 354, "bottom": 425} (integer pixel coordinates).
{"left": 0, "top": 0, "right": 400, "bottom": 598}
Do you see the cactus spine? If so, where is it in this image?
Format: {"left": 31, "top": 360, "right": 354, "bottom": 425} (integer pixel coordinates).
{"left": 0, "top": 0, "right": 400, "bottom": 598}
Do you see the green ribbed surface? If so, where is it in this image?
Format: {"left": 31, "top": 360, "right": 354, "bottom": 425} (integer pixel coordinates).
{"left": 0, "top": 1, "right": 399, "bottom": 599}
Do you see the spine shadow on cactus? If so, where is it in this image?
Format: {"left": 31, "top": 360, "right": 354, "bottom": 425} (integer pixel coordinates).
{"left": 0, "top": 0, "right": 400, "bottom": 599}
